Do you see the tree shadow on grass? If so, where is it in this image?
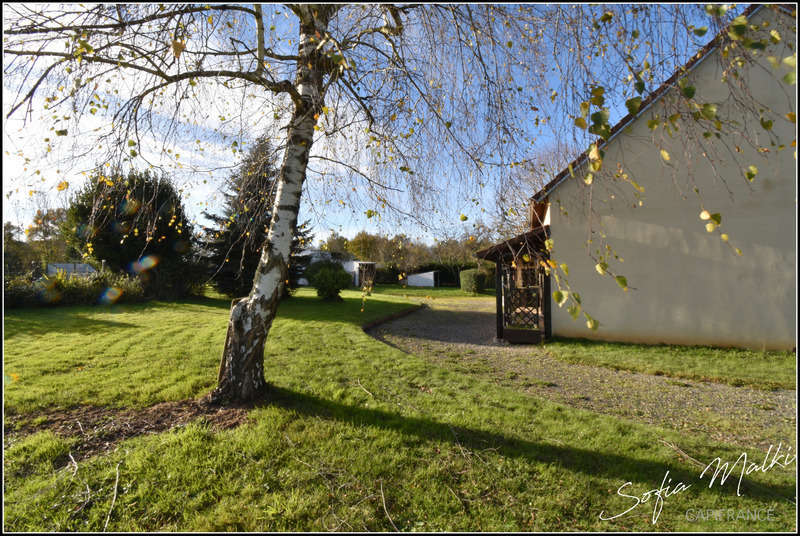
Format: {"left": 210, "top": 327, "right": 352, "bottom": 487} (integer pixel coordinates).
{"left": 175, "top": 292, "right": 416, "bottom": 326}
{"left": 256, "top": 384, "right": 796, "bottom": 506}
{"left": 3, "top": 312, "right": 140, "bottom": 337}
{"left": 272, "top": 294, "right": 417, "bottom": 325}
{"left": 3, "top": 295, "right": 234, "bottom": 337}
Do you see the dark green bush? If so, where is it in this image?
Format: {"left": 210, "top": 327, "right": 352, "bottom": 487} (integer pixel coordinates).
{"left": 480, "top": 264, "right": 497, "bottom": 289}
{"left": 459, "top": 268, "right": 486, "bottom": 294}
{"left": 4, "top": 270, "right": 146, "bottom": 308}
{"left": 305, "top": 260, "right": 352, "bottom": 300}
{"left": 138, "top": 258, "right": 207, "bottom": 300}
{"left": 374, "top": 265, "right": 403, "bottom": 285}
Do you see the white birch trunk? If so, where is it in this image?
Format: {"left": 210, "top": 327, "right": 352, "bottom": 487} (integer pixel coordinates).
{"left": 211, "top": 6, "right": 331, "bottom": 403}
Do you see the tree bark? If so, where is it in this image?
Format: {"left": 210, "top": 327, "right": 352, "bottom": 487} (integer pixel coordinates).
{"left": 211, "top": 5, "right": 335, "bottom": 404}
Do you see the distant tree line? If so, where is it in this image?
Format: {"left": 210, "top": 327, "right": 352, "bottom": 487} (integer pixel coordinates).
{"left": 318, "top": 227, "right": 497, "bottom": 286}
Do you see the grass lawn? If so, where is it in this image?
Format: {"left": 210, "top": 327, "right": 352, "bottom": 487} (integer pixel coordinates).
{"left": 3, "top": 288, "right": 796, "bottom": 531}
{"left": 544, "top": 337, "right": 796, "bottom": 391}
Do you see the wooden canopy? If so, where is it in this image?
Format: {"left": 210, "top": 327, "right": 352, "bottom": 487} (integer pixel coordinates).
{"left": 475, "top": 227, "right": 549, "bottom": 264}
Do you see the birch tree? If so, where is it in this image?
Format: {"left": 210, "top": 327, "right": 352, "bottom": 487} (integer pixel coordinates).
{"left": 4, "top": 4, "right": 794, "bottom": 402}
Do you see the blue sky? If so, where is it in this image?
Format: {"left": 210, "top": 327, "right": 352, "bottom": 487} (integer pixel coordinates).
{"left": 2, "top": 4, "right": 733, "bottom": 247}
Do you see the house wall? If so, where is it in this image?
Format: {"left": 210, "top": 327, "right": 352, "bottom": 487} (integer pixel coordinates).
{"left": 547, "top": 7, "right": 796, "bottom": 350}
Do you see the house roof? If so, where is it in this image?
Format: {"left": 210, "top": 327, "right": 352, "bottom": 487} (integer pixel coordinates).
{"left": 531, "top": 3, "right": 794, "bottom": 203}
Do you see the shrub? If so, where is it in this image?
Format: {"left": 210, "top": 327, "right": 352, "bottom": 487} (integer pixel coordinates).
{"left": 305, "top": 260, "right": 352, "bottom": 300}
{"left": 92, "top": 271, "right": 146, "bottom": 304}
{"left": 138, "top": 258, "right": 207, "bottom": 300}
{"left": 3, "top": 270, "right": 146, "bottom": 309}
{"left": 459, "top": 268, "right": 486, "bottom": 294}
{"left": 480, "top": 264, "right": 497, "bottom": 289}
{"left": 4, "top": 273, "right": 40, "bottom": 308}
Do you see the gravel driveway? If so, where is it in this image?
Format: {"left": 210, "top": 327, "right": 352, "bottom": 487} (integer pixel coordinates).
{"left": 368, "top": 297, "right": 796, "bottom": 449}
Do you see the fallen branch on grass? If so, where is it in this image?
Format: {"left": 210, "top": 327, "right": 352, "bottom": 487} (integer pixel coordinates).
{"left": 356, "top": 378, "right": 374, "bottom": 398}
{"left": 379, "top": 479, "right": 399, "bottom": 532}
{"left": 68, "top": 452, "right": 79, "bottom": 476}
{"left": 659, "top": 439, "right": 705, "bottom": 469}
{"left": 103, "top": 462, "right": 121, "bottom": 531}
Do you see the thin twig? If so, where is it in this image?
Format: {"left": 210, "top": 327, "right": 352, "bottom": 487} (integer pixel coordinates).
{"left": 447, "top": 425, "right": 470, "bottom": 463}
{"left": 379, "top": 479, "right": 399, "bottom": 532}
{"left": 659, "top": 439, "right": 706, "bottom": 469}
{"left": 76, "top": 420, "right": 85, "bottom": 436}
{"left": 68, "top": 452, "right": 79, "bottom": 476}
{"left": 446, "top": 484, "right": 468, "bottom": 512}
{"left": 68, "top": 483, "right": 93, "bottom": 518}
{"left": 356, "top": 378, "right": 374, "bottom": 398}
{"left": 103, "top": 462, "right": 121, "bottom": 532}
{"left": 293, "top": 456, "right": 314, "bottom": 469}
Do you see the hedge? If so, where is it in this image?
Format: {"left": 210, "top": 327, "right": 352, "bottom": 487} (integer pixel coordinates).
{"left": 459, "top": 268, "right": 486, "bottom": 294}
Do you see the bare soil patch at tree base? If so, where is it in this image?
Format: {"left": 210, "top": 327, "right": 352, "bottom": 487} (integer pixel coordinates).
{"left": 4, "top": 397, "right": 253, "bottom": 462}
{"left": 368, "top": 297, "right": 796, "bottom": 449}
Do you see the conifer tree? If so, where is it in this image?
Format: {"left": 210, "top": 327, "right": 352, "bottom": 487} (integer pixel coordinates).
{"left": 199, "top": 136, "right": 312, "bottom": 298}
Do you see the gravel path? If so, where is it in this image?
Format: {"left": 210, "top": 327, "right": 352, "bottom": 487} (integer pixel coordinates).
{"left": 368, "top": 297, "right": 796, "bottom": 449}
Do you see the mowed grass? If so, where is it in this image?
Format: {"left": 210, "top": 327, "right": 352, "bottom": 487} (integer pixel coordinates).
{"left": 3, "top": 289, "right": 415, "bottom": 414}
{"left": 544, "top": 337, "right": 796, "bottom": 391}
{"left": 3, "top": 288, "right": 796, "bottom": 531}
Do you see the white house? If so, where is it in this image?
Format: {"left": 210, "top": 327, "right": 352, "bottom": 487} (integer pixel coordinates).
{"left": 478, "top": 5, "right": 796, "bottom": 350}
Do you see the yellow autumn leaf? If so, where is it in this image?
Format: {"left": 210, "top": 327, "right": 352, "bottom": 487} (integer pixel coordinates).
{"left": 57, "top": 181, "right": 69, "bottom": 191}
{"left": 699, "top": 210, "right": 710, "bottom": 220}
{"left": 172, "top": 40, "right": 186, "bottom": 58}
{"left": 660, "top": 149, "right": 670, "bottom": 162}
